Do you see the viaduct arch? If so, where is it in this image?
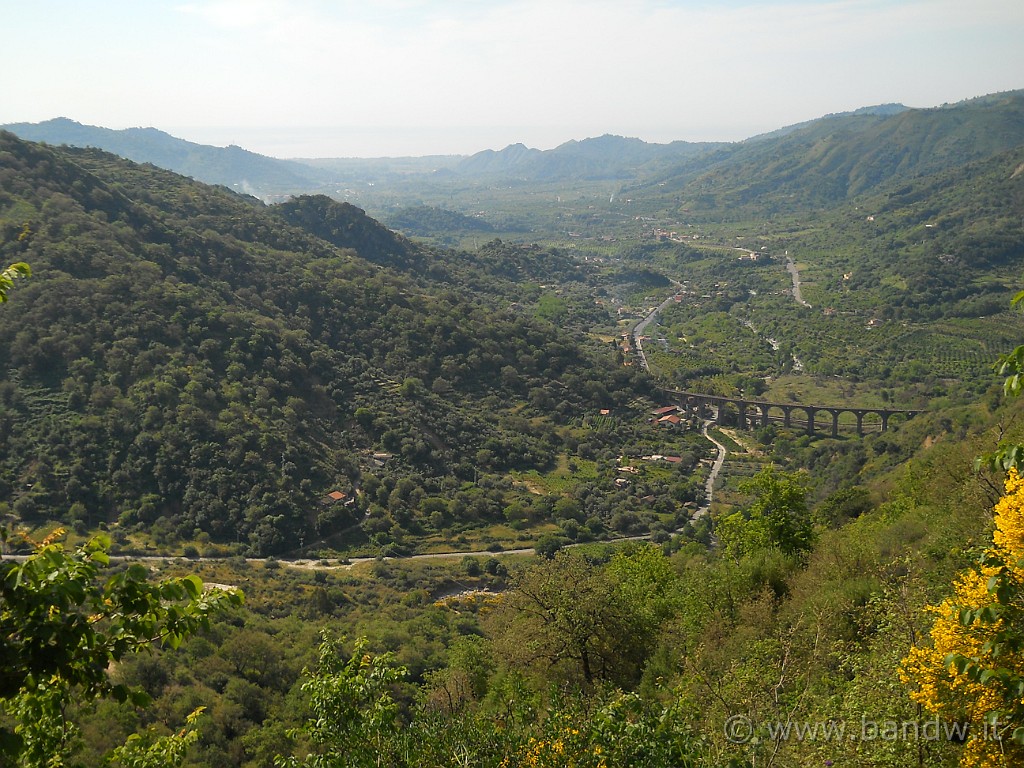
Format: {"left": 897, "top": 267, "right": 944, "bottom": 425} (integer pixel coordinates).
{"left": 662, "top": 388, "right": 921, "bottom": 437}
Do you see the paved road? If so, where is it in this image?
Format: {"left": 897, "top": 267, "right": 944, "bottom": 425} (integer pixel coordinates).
{"left": 632, "top": 280, "right": 684, "bottom": 372}
{"left": 694, "top": 420, "right": 727, "bottom": 521}
{"left": 786, "top": 253, "right": 811, "bottom": 308}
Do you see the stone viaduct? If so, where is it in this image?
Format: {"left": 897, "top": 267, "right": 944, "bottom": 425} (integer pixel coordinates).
{"left": 662, "top": 388, "right": 921, "bottom": 437}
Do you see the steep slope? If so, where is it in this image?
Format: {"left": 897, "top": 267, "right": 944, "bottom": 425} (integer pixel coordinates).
{"left": 274, "top": 195, "right": 422, "bottom": 271}
{"left": 635, "top": 89, "right": 1024, "bottom": 214}
{"left": 0, "top": 132, "right": 641, "bottom": 555}
{"left": 744, "top": 102, "right": 909, "bottom": 142}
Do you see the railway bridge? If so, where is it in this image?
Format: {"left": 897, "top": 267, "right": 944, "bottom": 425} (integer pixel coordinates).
{"left": 662, "top": 388, "right": 921, "bottom": 437}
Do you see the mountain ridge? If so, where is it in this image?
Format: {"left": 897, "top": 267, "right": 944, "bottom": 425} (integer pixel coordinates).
{"left": 0, "top": 117, "right": 323, "bottom": 192}
{"left": 629, "top": 88, "right": 1024, "bottom": 214}
{"left": 6, "top": 89, "right": 1023, "bottom": 196}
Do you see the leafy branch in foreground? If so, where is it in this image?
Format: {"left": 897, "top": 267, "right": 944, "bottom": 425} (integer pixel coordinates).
{"left": 0, "top": 529, "right": 242, "bottom": 765}
{"left": 0, "top": 261, "right": 30, "bottom": 302}
{"left": 107, "top": 706, "right": 207, "bottom": 768}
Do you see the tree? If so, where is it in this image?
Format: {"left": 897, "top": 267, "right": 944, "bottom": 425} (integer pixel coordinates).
{"left": 277, "top": 634, "right": 406, "bottom": 768}
{"left": 0, "top": 529, "right": 242, "bottom": 764}
{"left": 485, "top": 551, "right": 650, "bottom": 687}
{"left": 280, "top": 636, "right": 702, "bottom": 768}
{"left": 106, "top": 707, "right": 206, "bottom": 768}
{"left": 534, "top": 532, "right": 567, "bottom": 559}
{"left": 605, "top": 543, "right": 680, "bottom": 630}
{"left": 717, "top": 466, "right": 812, "bottom": 558}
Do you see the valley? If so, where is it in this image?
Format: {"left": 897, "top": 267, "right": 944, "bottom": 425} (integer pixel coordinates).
{"left": 3, "top": 89, "right": 1024, "bottom": 767}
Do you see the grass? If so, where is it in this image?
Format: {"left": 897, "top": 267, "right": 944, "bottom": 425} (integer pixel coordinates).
{"left": 708, "top": 427, "right": 743, "bottom": 453}
{"left": 513, "top": 455, "right": 599, "bottom": 495}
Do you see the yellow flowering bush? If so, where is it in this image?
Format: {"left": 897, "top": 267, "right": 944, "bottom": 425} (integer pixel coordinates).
{"left": 900, "top": 469, "right": 1024, "bottom": 767}
{"left": 497, "top": 692, "right": 696, "bottom": 768}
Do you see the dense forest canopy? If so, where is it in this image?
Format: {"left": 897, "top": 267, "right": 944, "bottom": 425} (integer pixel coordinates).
{"left": 0, "top": 132, "right": 647, "bottom": 556}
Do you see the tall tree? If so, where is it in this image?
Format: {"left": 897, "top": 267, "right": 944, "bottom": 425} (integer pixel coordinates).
{"left": 717, "top": 466, "right": 813, "bottom": 558}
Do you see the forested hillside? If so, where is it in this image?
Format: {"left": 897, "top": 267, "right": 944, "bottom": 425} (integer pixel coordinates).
{"left": 0, "top": 132, "right": 648, "bottom": 556}
{"left": 629, "top": 88, "right": 1024, "bottom": 215}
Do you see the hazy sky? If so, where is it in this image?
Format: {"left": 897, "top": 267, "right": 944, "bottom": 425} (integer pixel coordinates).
{"left": 4, "top": 0, "right": 1022, "bottom": 157}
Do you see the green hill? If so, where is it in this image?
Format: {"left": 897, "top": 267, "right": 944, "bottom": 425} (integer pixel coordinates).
{"left": 0, "top": 132, "right": 645, "bottom": 555}
{"left": 385, "top": 205, "right": 497, "bottom": 240}
{"left": 633, "top": 89, "right": 1024, "bottom": 215}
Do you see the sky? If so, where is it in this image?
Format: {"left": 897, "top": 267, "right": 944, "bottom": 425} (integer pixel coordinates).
{"left": 3, "top": 0, "right": 1023, "bottom": 158}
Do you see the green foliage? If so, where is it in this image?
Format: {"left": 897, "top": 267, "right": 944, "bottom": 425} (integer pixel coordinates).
{"left": 279, "top": 632, "right": 704, "bottom": 768}
{"left": 0, "top": 530, "right": 241, "bottom": 765}
{"left": 486, "top": 550, "right": 654, "bottom": 687}
{"left": 107, "top": 707, "right": 206, "bottom": 768}
{"left": 716, "top": 466, "right": 812, "bottom": 558}
{"left": 533, "top": 532, "right": 567, "bottom": 559}
{"left": 384, "top": 205, "right": 496, "bottom": 241}
{"left": 0, "top": 261, "right": 29, "bottom": 302}
{"left": 278, "top": 634, "right": 406, "bottom": 768}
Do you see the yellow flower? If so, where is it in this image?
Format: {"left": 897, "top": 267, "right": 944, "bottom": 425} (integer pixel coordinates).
{"left": 900, "top": 469, "right": 1024, "bottom": 766}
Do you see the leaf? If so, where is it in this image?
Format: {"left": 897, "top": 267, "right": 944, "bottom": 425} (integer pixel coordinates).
{"left": 89, "top": 549, "right": 110, "bottom": 567}
{"left": 111, "top": 684, "right": 131, "bottom": 703}
{"left": 182, "top": 575, "right": 203, "bottom": 599}
{"left": 944, "top": 653, "right": 970, "bottom": 674}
